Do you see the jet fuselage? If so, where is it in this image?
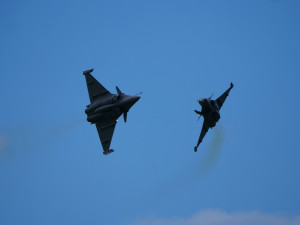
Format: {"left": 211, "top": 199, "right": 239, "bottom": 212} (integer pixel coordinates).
{"left": 86, "top": 94, "right": 140, "bottom": 123}
{"left": 194, "top": 82, "right": 233, "bottom": 152}
{"left": 198, "top": 98, "right": 220, "bottom": 128}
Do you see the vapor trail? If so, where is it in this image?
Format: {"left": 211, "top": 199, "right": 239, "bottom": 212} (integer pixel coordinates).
{"left": 194, "top": 125, "right": 225, "bottom": 177}
{"left": 153, "top": 126, "right": 225, "bottom": 197}
{"left": 0, "top": 134, "right": 7, "bottom": 156}
{"left": 0, "top": 119, "right": 84, "bottom": 158}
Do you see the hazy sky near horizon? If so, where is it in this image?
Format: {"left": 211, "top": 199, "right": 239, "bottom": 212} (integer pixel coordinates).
{"left": 1, "top": 1, "right": 300, "bottom": 225}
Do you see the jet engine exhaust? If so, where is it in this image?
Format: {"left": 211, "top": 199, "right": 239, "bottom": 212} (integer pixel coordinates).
{"left": 195, "top": 126, "right": 225, "bottom": 177}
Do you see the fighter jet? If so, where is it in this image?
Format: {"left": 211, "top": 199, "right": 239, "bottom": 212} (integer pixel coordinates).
{"left": 82, "top": 69, "right": 141, "bottom": 155}
{"left": 194, "top": 82, "right": 234, "bottom": 152}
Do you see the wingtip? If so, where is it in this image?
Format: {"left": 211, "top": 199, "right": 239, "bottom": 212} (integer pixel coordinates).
{"left": 103, "top": 149, "right": 114, "bottom": 155}
{"left": 83, "top": 68, "right": 94, "bottom": 75}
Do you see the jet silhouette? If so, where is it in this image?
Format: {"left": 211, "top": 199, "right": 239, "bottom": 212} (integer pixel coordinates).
{"left": 194, "top": 82, "right": 234, "bottom": 152}
{"left": 83, "top": 69, "right": 141, "bottom": 155}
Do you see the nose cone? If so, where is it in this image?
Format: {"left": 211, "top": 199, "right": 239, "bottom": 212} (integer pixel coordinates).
{"left": 198, "top": 99, "right": 205, "bottom": 106}
{"left": 133, "top": 95, "right": 141, "bottom": 104}
{"left": 126, "top": 95, "right": 141, "bottom": 109}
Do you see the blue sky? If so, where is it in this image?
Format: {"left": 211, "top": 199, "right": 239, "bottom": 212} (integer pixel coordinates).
{"left": 0, "top": 0, "right": 300, "bottom": 225}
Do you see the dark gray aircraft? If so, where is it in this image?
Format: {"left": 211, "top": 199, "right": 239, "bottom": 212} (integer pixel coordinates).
{"left": 194, "top": 82, "right": 234, "bottom": 152}
{"left": 83, "top": 69, "right": 141, "bottom": 155}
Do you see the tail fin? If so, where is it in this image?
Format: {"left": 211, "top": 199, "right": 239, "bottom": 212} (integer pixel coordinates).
{"left": 116, "top": 86, "right": 123, "bottom": 95}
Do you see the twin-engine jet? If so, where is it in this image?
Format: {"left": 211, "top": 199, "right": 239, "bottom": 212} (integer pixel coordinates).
{"left": 83, "top": 69, "right": 140, "bottom": 155}
{"left": 194, "top": 83, "right": 234, "bottom": 152}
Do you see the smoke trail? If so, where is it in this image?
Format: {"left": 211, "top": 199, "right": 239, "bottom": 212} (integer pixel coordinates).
{"left": 152, "top": 126, "right": 225, "bottom": 197}
{"left": 51, "top": 120, "right": 84, "bottom": 138}
{"left": 0, "top": 134, "right": 7, "bottom": 156}
{"left": 194, "top": 125, "right": 225, "bottom": 177}
{"left": 30, "top": 119, "right": 85, "bottom": 151}
{"left": 0, "top": 119, "right": 84, "bottom": 158}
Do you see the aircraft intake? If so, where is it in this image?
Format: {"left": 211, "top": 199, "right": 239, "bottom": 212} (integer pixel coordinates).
{"left": 87, "top": 113, "right": 103, "bottom": 123}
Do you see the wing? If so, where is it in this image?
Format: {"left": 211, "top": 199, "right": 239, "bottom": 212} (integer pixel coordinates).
{"left": 195, "top": 120, "right": 209, "bottom": 151}
{"left": 83, "top": 69, "right": 111, "bottom": 103}
{"left": 198, "top": 121, "right": 209, "bottom": 145}
{"left": 95, "top": 120, "right": 117, "bottom": 152}
{"left": 216, "top": 82, "right": 233, "bottom": 110}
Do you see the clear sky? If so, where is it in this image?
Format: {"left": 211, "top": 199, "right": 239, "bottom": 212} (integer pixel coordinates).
{"left": 1, "top": 1, "right": 300, "bottom": 225}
